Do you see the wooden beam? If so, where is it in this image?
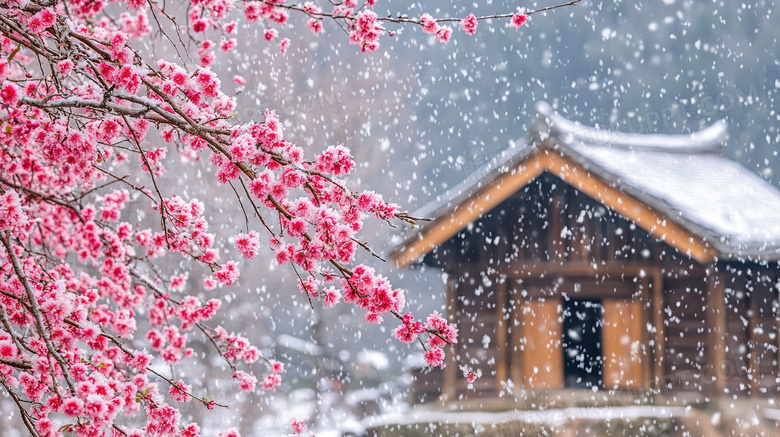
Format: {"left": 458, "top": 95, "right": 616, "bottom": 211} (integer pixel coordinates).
{"left": 448, "top": 258, "right": 707, "bottom": 283}
{"left": 748, "top": 283, "right": 759, "bottom": 397}
{"left": 391, "top": 150, "right": 718, "bottom": 269}
{"left": 392, "top": 152, "right": 549, "bottom": 268}
{"left": 506, "top": 261, "right": 666, "bottom": 279}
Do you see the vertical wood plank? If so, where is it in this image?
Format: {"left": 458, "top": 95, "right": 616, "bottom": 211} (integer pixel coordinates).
{"left": 776, "top": 271, "right": 780, "bottom": 402}
{"left": 603, "top": 298, "right": 644, "bottom": 389}
{"left": 444, "top": 276, "right": 457, "bottom": 400}
{"left": 749, "top": 282, "right": 759, "bottom": 397}
{"left": 652, "top": 270, "right": 666, "bottom": 394}
{"left": 510, "top": 280, "right": 525, "bottom": 390}
{"left": 550, "top": 193, "right": 566, "bottom": 262}
{"left": 496, "top": 277, "right": 508, "bottom": 384}
{"left": 638, "top": 276, "right": 652, "bottom": 392}
{"left": 522, "top": 298, "right": 563, "bottom": 390}
{"left": 706, "top": 269, "right": 727, "bottom": 395}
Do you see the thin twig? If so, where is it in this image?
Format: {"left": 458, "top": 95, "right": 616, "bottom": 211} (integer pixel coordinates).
{"left": 1, "top": 231, "right": 77, "bottom": 395}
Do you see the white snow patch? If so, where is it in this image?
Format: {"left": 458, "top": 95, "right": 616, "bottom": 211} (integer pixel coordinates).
{"left": 362, "top": 406, "right": 691, "bottom": 430}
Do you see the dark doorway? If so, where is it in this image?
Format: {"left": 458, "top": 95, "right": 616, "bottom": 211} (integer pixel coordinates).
{"left": 562, "top": 298, "right": 603, "bottom": 389}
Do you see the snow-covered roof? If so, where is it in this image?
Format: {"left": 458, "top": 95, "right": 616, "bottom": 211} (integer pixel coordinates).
{"left": 391, "top": 101, "right": 780, "bottom": 265}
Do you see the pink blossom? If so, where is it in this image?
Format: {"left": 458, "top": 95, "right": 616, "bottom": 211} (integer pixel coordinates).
{"left": 0, "top": 82, "right": 20, "bottom": 106}
{"left": 36, "top": 418, "right": 54, "bottom": 436}
{"left": 275, "top": 244, "right": 293, "bottom": 264}
{"left": 219, "top": 429, "right": 240, "bottom": 437}
{"left": 290, "top": 418, "right": 307, "bottom": 434}
{"left": 234, "top": 232, "right": 260, "bottom": 259}
{"left": 306, "top": 18, "right": 323, "bottom": 34}
{"left": 170, "top": 379, "right": 191, "bottom": 402}
{"left": 349, "top": 10, "right": 381, "bottom": 52}
{"left": 204, "top": 276, "right": 218, "bottom": 290}
{"left": 171, "top": 274, "right": 188, "bottom": 291}
{"left": 27, "top": 9, "right": 55, "bottom": 35}
{"left": 220, "top": 38, "right": 237, "bottom": 52}
{"left": 213, "top": 261, "right": 240, "bottom": 285}
{"left": 435, "top": 25, "right": 452, "bottom": 43}
{"left": 126, "top": 0, "right": 146, "bottom": 11}
{"left": 193, "top": 18, "right": 211, "bottom": 32}
{"left": 271, "top": 10, "right": 289, "bottom": 24}
{"left": 420, "top": 14, "right": 438, "bottom": 34}
{"left": 233, "top": 371, "right": 257, "bottom": 392}
{"left": 62, "top": 397, "right": 84, "bottom": 417}
{"left": 364, "top": 312, "right": 382, "bottom": 324}
{"left": 297, "top": 276, "right": 319, "bottom": 296}
{"left": 0, "top": 191, "right": 29, "bottom": 233}
{"left": 423, "top": 347, "right": 444, "bottom": 367}
{"left": 127, "top": 351, "right": 152, "bottom": 370}
{"left": 0, "top": 340, "right": 17, "bottom": 358}
{"left": 280, "top": 38, "right": 291, "bottom": 53}
{"left": 323, "top": 287, "right": 341, "bottom": 307}
{"left": 511, "top": 13, "right": 529, "bottom": 28}
{"left": 58, "top": 59, "right": 74, "bottom": 75}
{"left": 182, "top": 424, "right": 201, "bottom": 437}
{"left": 314, "top": 145, "right": 355, "bottom": 176}
{"left": 462, "top": 366, "right": 479, "bottom": 383}
{"left": 461, "top": 13, "right": 478, "bottom": 35}
{"left": 262, "top": 373, "right": 281, "bottom": 391}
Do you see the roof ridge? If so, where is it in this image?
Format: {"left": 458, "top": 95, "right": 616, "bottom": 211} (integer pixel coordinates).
{"left": 533, "top": 101, "right": 728, "bottom": 154}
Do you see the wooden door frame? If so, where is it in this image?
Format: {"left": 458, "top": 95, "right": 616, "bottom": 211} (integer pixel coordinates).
{"left": 507, "top": 269, "right": 659, "bottom": 393}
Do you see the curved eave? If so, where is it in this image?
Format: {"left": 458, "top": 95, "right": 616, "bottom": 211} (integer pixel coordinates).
{"left": 535, "top": 101, "right": 729, "bottom": 154}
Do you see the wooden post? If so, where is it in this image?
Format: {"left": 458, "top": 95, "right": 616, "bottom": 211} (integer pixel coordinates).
{"left": 510, "top": 286, "right": 525, "bottom": 390}
{"left": 652, "top": 270, "right": 665, "bottom": 394}
{"left": 639, "top": 276, "right": 652, "bottom": 392}
{"left": 748, "top": 279, "right": 760, "bottom": 397}
{"left": 443, "top": 276, "right": 457, "bottom": 401}
{"left": 706, "top": 268, "right": 727, "bottom": 396}
{"left": 776, "top": 271, "right": 780, "bottom": 403}
{"left": 496, "top": 277, "right": 508, "bottom": 384}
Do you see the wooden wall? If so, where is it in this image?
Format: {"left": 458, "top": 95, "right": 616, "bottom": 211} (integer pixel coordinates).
{"left": 720, "top": 265, "right": 780, "bottom": 397}
{"left": 661, "top": 275, "right": 707, "bottom": 393}
{"left": 449, "top": 271, "right": 502, "bottom": 397}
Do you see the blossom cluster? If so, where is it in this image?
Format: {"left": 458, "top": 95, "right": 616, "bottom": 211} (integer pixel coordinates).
{"left": 0, "top": 3, "right": 460, "bottom": 434}
{"left": 0, "top": 0, "right": 569, "bottom": 433}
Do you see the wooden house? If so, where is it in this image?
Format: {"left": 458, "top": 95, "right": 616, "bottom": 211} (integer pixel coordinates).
{"left": 391, "top": 102, "right": 780, "bottom": 402}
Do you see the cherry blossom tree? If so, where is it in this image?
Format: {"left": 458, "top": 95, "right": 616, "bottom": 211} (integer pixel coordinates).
{"left": 0, "top": 0, "right": 579, "bottom": 435}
